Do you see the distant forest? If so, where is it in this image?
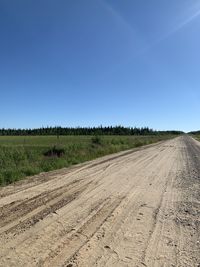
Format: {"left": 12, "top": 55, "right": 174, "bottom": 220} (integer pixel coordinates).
{"left": 0, "top": 126, "right": 183, "bottom": 136}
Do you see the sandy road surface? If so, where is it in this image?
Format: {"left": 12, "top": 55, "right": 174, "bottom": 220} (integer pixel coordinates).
{"left": 0, "top": 135, "right": 199, "bottom": 267}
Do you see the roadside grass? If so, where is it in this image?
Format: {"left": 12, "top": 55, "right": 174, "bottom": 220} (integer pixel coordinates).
{"left": 0, "top": 135, "right": 175, "bottom": 186}
{"left": 193, "top": 135, "right": 200, "bottom": 142}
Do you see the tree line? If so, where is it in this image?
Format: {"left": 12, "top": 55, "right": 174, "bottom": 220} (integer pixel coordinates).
{"left": 0, "top": 126, "right": 183, "bottom": 136}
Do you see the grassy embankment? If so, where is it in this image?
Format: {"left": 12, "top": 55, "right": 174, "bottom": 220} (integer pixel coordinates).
{"left": 192, "top": 135, "right": 200, "bottom": 141}
{"left": 0, "top": 135, "right": 175, "bottom": 186}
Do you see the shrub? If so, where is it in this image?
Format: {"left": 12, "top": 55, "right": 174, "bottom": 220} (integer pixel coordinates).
{"left": 91, "top": 136, "right": 102, "bottom": 145}
{"left": 43, "top": 145, "right": 65, "bottom": 157}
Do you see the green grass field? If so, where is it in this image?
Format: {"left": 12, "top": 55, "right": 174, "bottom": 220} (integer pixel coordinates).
{"left": 0, "top": 135, "right": 175, "bottom": 186}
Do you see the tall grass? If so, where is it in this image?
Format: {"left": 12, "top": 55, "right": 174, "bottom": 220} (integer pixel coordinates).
{"left": 0, "top": 135, "right": 174, "bottom": 186}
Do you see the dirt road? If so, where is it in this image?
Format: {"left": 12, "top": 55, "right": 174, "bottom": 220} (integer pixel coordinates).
{"left": 0, "top": 135, "right": 199, "bottom": 267}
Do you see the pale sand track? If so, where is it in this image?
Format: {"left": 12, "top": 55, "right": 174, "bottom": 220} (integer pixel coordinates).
{"left": 0, "top": 135, "right": 199, "bottom": 267}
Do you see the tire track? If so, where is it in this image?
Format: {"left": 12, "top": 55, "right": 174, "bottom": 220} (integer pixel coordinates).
{"left": 0, "top": 179, "right": 82, "bottom": 228}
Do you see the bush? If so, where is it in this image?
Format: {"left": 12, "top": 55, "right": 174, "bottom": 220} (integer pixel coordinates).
{"left": 43, "top": 145, "right": 65, "bottom": 157}
{"left": 91, "top": 136, "right": 102, "bottom": 145}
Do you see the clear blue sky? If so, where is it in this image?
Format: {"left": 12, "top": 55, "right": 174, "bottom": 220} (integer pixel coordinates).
{"left": 1, "top": 0, "right": 200, "bottom": 132}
